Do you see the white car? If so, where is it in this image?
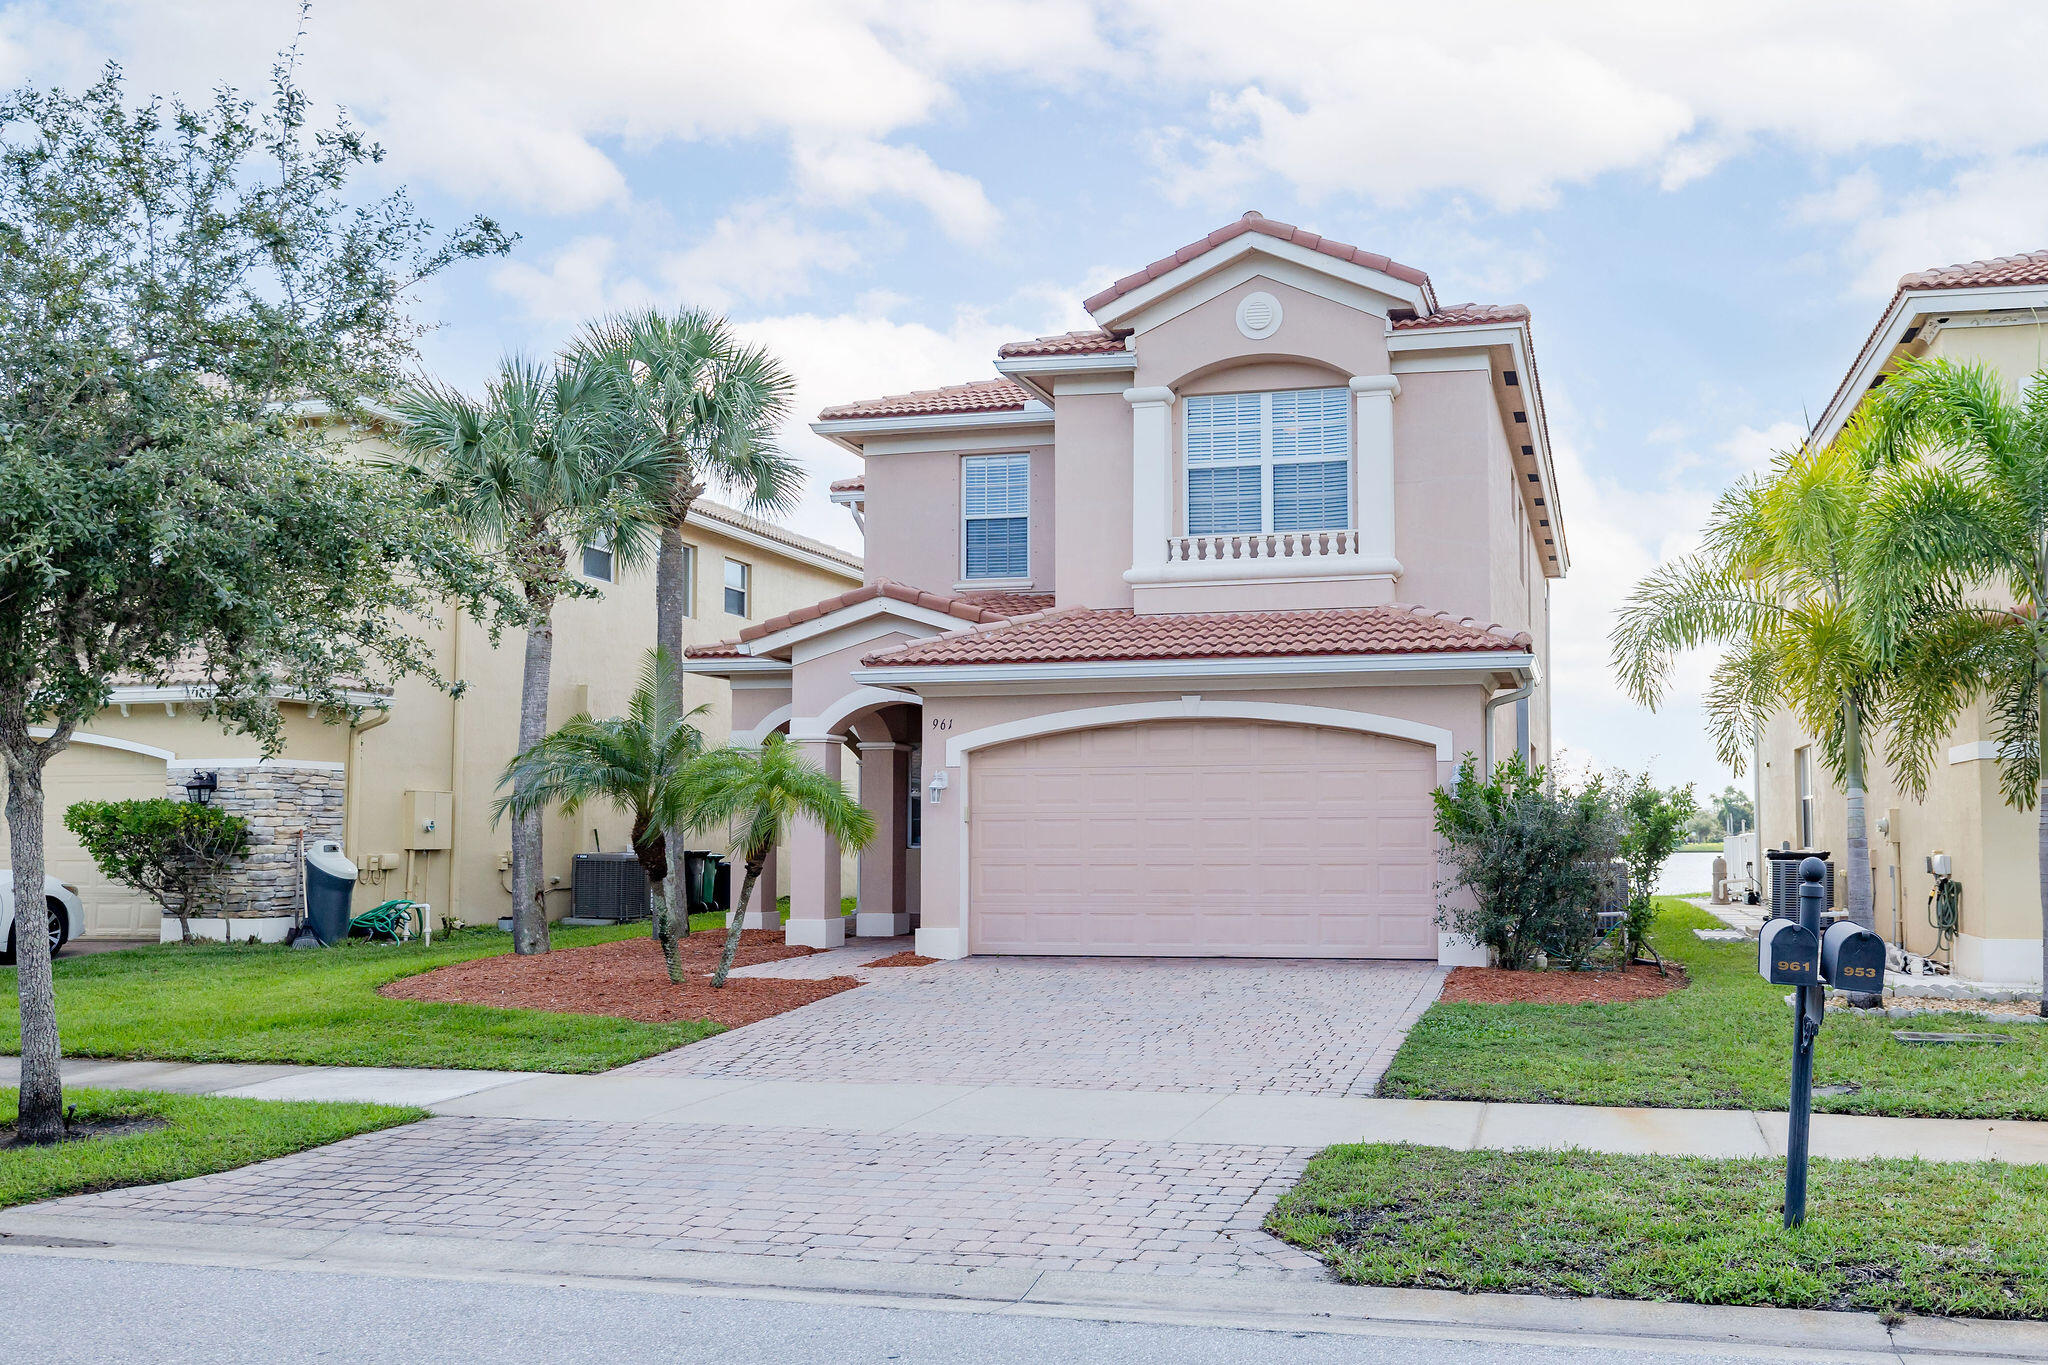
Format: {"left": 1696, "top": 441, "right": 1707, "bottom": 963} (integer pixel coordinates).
{"left": 0, "top": 874, "right": 80, "bottom": 963}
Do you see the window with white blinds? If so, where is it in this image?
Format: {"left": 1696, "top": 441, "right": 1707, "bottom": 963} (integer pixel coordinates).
{"left": 962, "top": 453, "right": 1029, "bottom": 579}
{"left": 1184, "top": 387, "right": 1351, "bottom": 534}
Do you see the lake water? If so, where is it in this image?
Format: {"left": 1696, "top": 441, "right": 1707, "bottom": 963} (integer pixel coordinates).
{"left": 1655, "top": 849, "right": 1722, "bottom": 897}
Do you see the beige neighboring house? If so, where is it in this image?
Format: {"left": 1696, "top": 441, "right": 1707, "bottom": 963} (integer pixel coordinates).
{"left": 1757, "top": 249, "right": 2048, "bottom": 986}
{"left": 36, "top": 422, "right": 863, "bottom": 942}
{"left": 689, "top": 212, "right": 1564, "bottom": 964}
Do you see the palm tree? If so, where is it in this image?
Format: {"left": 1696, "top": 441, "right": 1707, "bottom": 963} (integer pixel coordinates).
{"left": 1612, "top": 419, "right": 1904, "bottom": 937}
{"left": 572, "top": 309, "right": 798, "bottom": 939}
{"left": 680, "top": 735, "right": 874, "bottom": 987}
{"left": 1857, "top": 357, "right": 2048, "bottom": 1013}
{"left": 495, "top": 649, "right": 708, "bottom": 981}
{"left": 391, "top": 355, "right": 669, "bottom": 954}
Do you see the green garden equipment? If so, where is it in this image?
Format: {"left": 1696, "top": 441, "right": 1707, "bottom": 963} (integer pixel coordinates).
{"left": 350, "top": 898, "right": 426, "bottom": 943}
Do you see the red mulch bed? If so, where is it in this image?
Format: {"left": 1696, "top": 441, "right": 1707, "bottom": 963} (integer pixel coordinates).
{"left": 864, "top": 952, "right": 937, "bottom": 968}
{"left": 1440, "top": 961, "right": 1690, "bottom": 1005}
{"left": 380, "top": 931, "right": 861, "bottom": 1026}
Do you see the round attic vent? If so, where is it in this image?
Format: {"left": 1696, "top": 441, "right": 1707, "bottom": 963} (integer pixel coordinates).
{"left": 1236, "top": 291, "right": 1282, "bottom": 340}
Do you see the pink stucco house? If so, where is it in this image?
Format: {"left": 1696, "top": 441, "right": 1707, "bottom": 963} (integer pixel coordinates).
{"left": 688, "top": 213, "right": 1566, "bottom": 963}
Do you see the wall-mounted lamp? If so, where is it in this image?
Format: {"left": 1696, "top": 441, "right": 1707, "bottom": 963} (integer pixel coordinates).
{"left": 183, "top": 770, "right": 219, "bottom": 805}
{"left": 927, "top": 769, "right": 949, "bottom": 807}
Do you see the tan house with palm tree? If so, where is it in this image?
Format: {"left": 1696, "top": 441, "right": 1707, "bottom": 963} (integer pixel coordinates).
{"left": 1756, "top": 250, "right": 2048, "bottom": 985}
{"left": 31, "top": 422, "right": 861, "bottom": 942}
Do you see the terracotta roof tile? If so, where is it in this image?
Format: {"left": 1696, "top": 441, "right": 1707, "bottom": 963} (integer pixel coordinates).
{"left": 688, "top": 497, "right": 862, "bottom": 574}
{"left": 861, "top": 604, "right": 1533, "bottom": 668}
{"left": 995, "top": 329, "right": 1130, "bottom": 358}
{"left": 1821, "top": 247, "right": 2048, "bottom": 432}
{"left": 682, "top": 639, "right": 749, "bottom": 660}
{"left": 817, "top": 378, "right": 1033, "bottom": 422}
{"left": 828, "top": 476, "right": 864, "bottom": 494}
{"left": 1083, "top": 212, "right": 1438, "bottom": 316}
{"left": 1389, "top": 302, "right": 1531, "bottom": 329}
{"left": 953, "top": 590, "right": 1056, "bottom": 617}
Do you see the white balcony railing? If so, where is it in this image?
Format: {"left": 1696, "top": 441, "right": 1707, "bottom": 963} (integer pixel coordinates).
{"left": 1169, "top": 530, "right": 1361, "bottom": 563}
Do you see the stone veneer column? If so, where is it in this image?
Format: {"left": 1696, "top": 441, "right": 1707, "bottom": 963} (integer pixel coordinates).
{"left": 853, "top": 741, "right": 911, "bottom": 937}
{"left": 784, "top": 736, "right": 846, "bottom": 948}
{"left": 165, "top": 761, "right": 345, "bottom": 919}
{"left": 1348, "top": 374, "right": 1403, "bottom": 577}
{"left": 1123, "top": 386, "right": 1176, "bottom": 584}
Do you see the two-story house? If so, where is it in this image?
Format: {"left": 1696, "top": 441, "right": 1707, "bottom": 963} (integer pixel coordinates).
{"left": 688, "top": 213, "right": 1567, "bottom": 963}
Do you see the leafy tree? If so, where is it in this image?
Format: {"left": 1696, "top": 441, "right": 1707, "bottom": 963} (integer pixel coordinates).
{"left": 1432, "top": 754, "right": 1621, "bottom": 971}
{"left": 1685, "top": 811, "right": 1720, "bottom": 844}
{"left": 1612, "top": 773, "right": 1698, "bottom": 969}
{"left": 62, "top": 800, "right": 252, "bottom": 942}
{"left": 1713, "top": 784, "right": 1754, "bottom": 834}
{"left": 1611, "top": 420, "right": 1942, "bottom": 937}
{"left": 573, "top": 310, "right": 798, "bottom": 945}
{"left": 680, "top": 735, "right": 874, "bottom": 987}
{"left": 0, "top": 62, "right": 512, "bottom": 1142}
{"left": 1856, "top": 357, "right": 2048, "bottom": 1014}
{"left": 392, "top": 355, "right": 670, "bottom": 955}
{"left": 496, "top": 649, "right": 707, "bottom": 982}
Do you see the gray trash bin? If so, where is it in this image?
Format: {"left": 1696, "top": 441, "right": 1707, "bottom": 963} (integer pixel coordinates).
{"left": 305, "top": 840, "right": 359, "bottom": 945}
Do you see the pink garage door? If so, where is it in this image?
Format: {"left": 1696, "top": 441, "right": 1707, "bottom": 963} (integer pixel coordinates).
{"left": 967, "top": 719, "right": 1438, "bottom": 958}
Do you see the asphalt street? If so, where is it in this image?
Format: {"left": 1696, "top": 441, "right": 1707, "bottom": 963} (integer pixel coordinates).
{"left": 0, "top": 1252, "right": 1772, "bottom": 1364}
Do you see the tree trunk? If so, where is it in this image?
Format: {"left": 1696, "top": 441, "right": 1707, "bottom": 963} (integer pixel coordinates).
{"left": 2039, "top": 674, "right": 2047, "bottom": 1018}
{"left": 509, "top": 595, "right": 556, "bottom": 955}
{"left": 1843, "top": 699, "right": 1875, "bottom": 933}
{"left": 659, "top": 867, "right": 687, "bottom": 984}
{"left": 654, "top": 501, "right": 701, "bottom": 985}
{"left": 3, "top": 738, "right": 65, "bottom": 1143}
{"left": 711, "top": 854, "right": 765, "bottom": 988}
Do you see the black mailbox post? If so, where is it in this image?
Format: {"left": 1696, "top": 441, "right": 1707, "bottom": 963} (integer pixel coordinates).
{"left": 1766, "top": 856, "right": 1886, "bottom": 1229}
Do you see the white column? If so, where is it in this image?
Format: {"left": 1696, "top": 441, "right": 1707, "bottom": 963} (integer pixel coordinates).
{"left": 854, "top": 741, "right": 911, "bottom": 937}
{"left": 1349, "top": 374, "right": 1403, "bottom": 577}
{"left": 786, "top": 736, "right": 846, "bottom": 948}
{"left": 1122, "top": 386, "right": 1175, "bottom": 585}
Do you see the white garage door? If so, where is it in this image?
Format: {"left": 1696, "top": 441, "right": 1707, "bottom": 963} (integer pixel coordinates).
{"left": 41, "top": 743, "right": 169, "bottom": 938}
{"left": 968, "top": 719, "right": 1437, "bottom": 958}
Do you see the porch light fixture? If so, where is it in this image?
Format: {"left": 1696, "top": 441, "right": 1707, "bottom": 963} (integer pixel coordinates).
{"left": 183, "top": 770, "right": 219, "bottom": 805}
{"left": 927, "top": 769, "right": 949, "bottom": 807}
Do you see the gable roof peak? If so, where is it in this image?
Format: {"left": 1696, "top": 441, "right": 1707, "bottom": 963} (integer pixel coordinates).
{"left": 1083, "top": 212, "right": 1439, "bottom": 318}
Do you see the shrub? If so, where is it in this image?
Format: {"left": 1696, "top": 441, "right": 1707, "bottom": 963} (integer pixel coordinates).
{"left": 1612, "top": 772, "right": 1698, "bottom": 966}
{"left": 1433, "top": 754, "right": 1620, "bottom": 970}
{"left": 62, "top": 799, "right": 252, "bottom": 942}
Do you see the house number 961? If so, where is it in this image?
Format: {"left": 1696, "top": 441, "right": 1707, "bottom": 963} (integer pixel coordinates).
{"left": 930, "top": 718, "right": 953, "bottom": 731}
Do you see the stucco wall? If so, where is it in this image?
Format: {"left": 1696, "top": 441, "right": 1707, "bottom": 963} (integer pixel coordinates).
{"left": 861, "top": 442, "right": 1055, "bottom": 594}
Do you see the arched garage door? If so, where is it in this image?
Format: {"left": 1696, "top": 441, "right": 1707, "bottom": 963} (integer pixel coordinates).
{"left": 967, "top": 719, "right": 1437, "bottom": 957}
{"left": 42, "top": 742, "right": 169, "bottom": 938}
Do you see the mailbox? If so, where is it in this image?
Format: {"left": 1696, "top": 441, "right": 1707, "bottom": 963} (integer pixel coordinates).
{"left": 1821, "top": 921, "right": 1886, "bottom": 991}
{"left": 1758, "top": 918, "right": 1820, "bottom": 986}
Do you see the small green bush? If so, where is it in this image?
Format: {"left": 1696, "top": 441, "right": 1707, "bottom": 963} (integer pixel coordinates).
{"left": 1432, "top": 754, "right": 1619, "bottom": 969}
{"left": 62, "top": 798, "right": 252, "bottom": 940}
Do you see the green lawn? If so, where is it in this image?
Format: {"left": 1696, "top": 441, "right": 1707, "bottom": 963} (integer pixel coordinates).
{"left": 1270, "top": 1143, "right": 2048, "bottom": 1318}
{"left": 1382, "top": 899, "right": 2048, "bottom": 1119}
{"left": 0, "top": 1086, "right": 419, "bottom": 1209}
{"left": 0, "top": 916, "right": 734, "bottom": 1073}
{"left": 1678, "top": 841, "right": 1724, "bottom": 852}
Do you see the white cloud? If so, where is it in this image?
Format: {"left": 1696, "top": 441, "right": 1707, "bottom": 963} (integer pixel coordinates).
{"left": 1801, "top": 156, "right": 2048, "bottom": 296}
{"left": 791, "top": 139, "right": 999, "bottom": 243}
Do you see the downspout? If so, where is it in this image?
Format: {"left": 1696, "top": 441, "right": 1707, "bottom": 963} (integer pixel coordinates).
{"left": 447, "top": 611, "right": 467, "bottom": 926}
{"left": 1483, "top": 679, "right": 1536, "bottom": 773}
{"left": 344, "top": 706, "right": 392, "bottom": 866}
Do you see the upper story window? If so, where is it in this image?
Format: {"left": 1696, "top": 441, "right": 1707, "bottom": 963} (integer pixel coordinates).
{"left": 1185, "top": 387, "right": 1350, "bottom": 535}
{"left": 580, "top": 533, "right": 614, "bottom": 583}
{"left": 723, "top": 557, "right": 750, "bottom": 617}
{"left": 962, "top": 452, "right": 1029, "bottom": 580}
{"left": 678, "top": 543, "right": 698, "bottom": 617}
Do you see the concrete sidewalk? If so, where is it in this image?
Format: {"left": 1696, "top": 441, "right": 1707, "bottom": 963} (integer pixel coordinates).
{"left": 14, "top": 1055, "right": 2048, "bottom": 1164}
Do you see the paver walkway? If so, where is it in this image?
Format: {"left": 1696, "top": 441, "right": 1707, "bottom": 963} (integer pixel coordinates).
{"left": 628, "top": 948, "right": 1446, "bottom": 1096}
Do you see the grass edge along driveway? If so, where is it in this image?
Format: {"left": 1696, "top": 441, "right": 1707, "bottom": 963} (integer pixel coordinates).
{"left": 0, "top": 1086, "right": 420, "bottom": 1210}
{"left": 1269, "top": 1142, "right": 2048, "bottom": 1319}
{"left": 0, "top": 919, "right": 733, "bottom": 1074}
{"left": 1380, "top": 899, "right": 2048, "bottom": 1120}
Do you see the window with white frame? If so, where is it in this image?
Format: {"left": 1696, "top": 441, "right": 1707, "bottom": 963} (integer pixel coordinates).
{"left": 1184, "top": 387, "right": 1351, "bottom": 535}
{"left": 580, "top": 532, "right": 614, "bottom": 583}
{"left": 1795, "top": 745, "right": 1816, "bottom": 849}
{"left": 962, "top": 453, "right": 1029, "bottom": 579}
{"left": 723, "top": 557, "right": 750, "bottom": 617}
{"left": 679, "top": 543, "right": 697, "bottom": 617}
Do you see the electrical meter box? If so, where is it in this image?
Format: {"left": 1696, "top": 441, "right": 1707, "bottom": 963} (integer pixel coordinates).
{"left": 1820, "top": 921, "right": 1886, "bottom": 991}
{"left": 400, "top": 789, "right": 453, "bottom": 851}
{"left": 1758, "top": 919, "right": 1820, "bottom": 986}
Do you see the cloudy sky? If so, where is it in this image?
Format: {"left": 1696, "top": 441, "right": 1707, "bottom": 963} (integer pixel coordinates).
{"left": 10, "top": 0, "right": 2048, "bottom": 800}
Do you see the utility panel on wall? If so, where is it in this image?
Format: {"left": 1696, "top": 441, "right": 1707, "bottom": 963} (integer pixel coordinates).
{"left": 401, "top": 789, "right": 454, "bottom": 851}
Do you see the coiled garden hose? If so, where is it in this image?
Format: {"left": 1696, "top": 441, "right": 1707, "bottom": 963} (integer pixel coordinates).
{"left": 1927, "top": 877, "right": 1962, "bottom": 961}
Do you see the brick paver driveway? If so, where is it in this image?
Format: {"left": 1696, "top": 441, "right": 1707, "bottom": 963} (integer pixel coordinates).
{"left": 624, "top": 954, "right": 1444, "bottom": 1097}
